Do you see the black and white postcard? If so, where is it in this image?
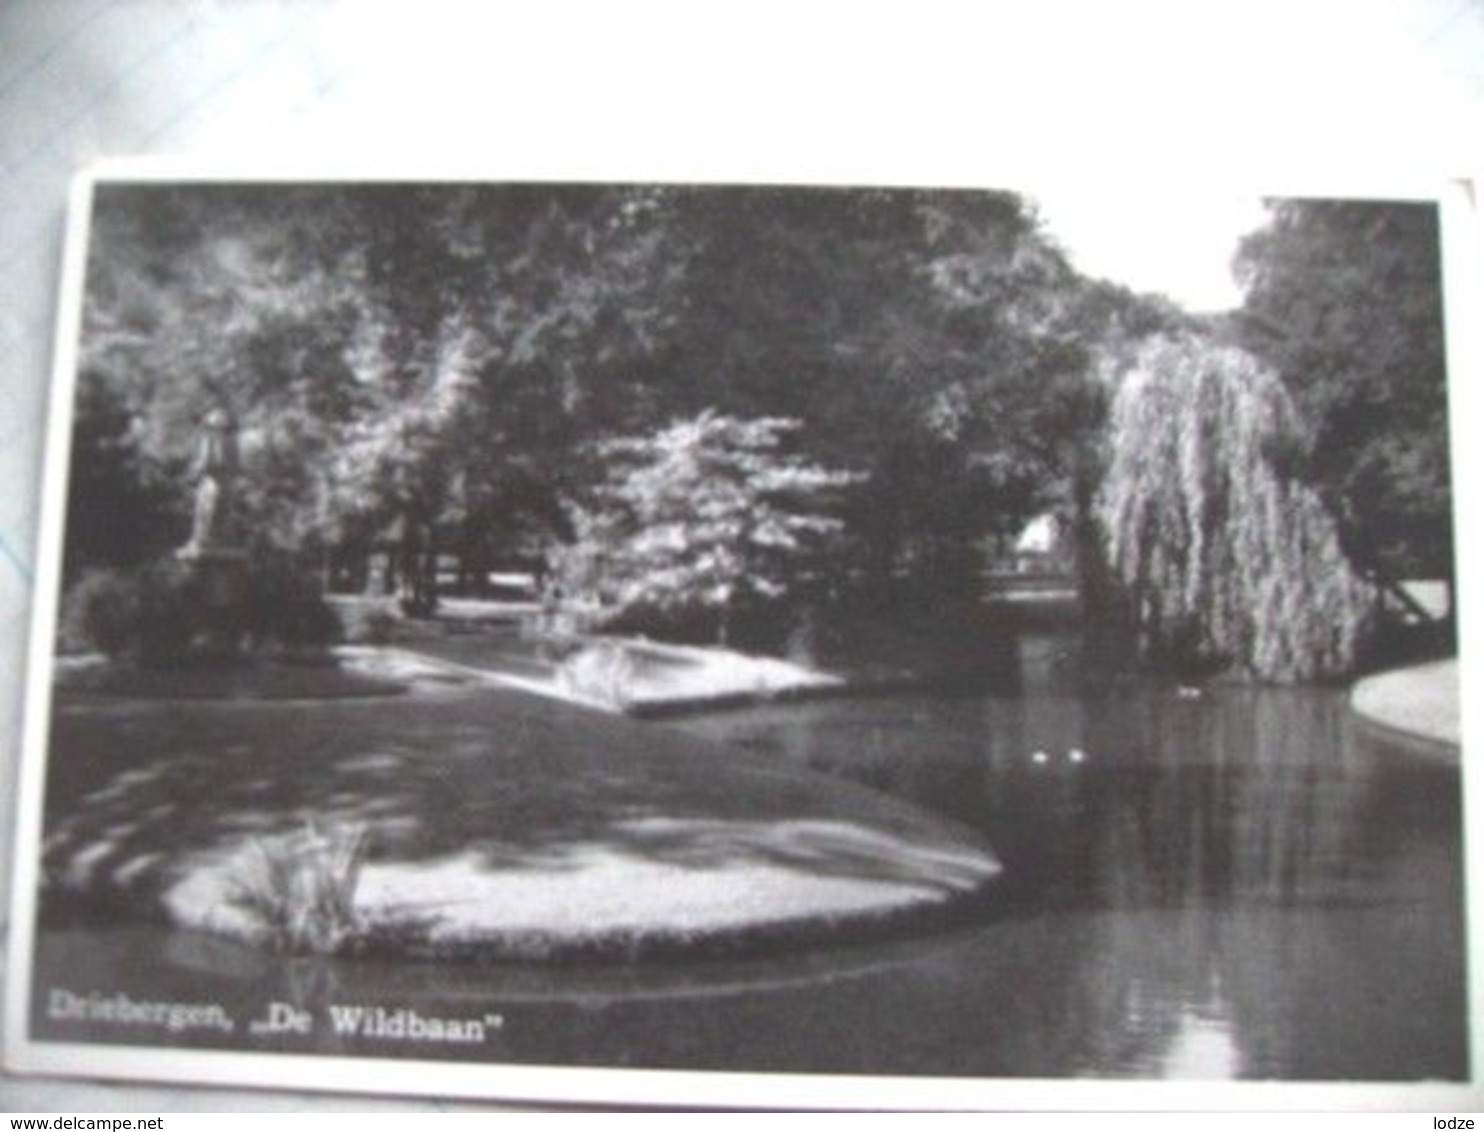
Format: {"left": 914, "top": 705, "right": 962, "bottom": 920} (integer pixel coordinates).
{"left": 5, "top": 166, "right": 1478, "bottom": 1108}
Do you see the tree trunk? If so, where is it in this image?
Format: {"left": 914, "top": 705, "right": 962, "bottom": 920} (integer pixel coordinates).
{"left": 398, "top": 510, "right": 438, "bottom": 616}
{"left": 1072, "top": 458, "right": 1131, "bottom": 675}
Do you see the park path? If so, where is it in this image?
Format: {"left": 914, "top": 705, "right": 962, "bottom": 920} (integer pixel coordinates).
{"left": 1350, "top": 658, "right": 1460, "bottom": 758}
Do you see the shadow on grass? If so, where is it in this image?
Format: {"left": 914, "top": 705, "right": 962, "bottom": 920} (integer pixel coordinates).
{"left": 56, "top": 657, "right": 408, "bottom": 701}
{"left": 40, "top": 683, "right": 999, "bottom": 950}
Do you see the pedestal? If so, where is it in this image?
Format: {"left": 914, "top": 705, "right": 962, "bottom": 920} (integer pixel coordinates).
{"left": 174, "top": 545, "right": 250, "bottom": 659}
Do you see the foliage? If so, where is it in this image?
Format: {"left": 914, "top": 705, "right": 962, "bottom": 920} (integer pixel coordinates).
{"left": 661, "top": 188, "right": 1138, "bottom": 602}
{"left": 80, "top": 184, "right": 698, "bottom": 612}
{"left": 57, "top": 568, "right": 143, "bottom": 656}
{"left": 81, "top": 186, "right": 366, "bottom": 560}
{"left": 320, "top": 186, "right": 691, "bottom": 611}
{"left": 62, "top": 377, "right": 184, "bottom": 580}
{"left": 1098, "top": 333, "right": 1373, "bottom": 682}
{"left": 223, "top": 822, "right": 367, "bottom": 955}
{"left": 242, "top": 555, "right": 342, "bottom": 651}
{"left": 73, "top": 182, "right": 1184, "bottom": 616}
{"left": 133, "top": 558, "right": 249, "bottom": 667}
{"left": 61, "top": 554, "right": 340, "bottom": 665}
{"left": 1234, "top": 199, "right": 1452, "bottom": 580}
{"left": 329, "top": 597, "right": 401, "bottom": 645}
{"left": 553, "top": 411, "right": 859, "bottom": 641}
{"left": 554, "top": 639, "right": 644, "bottom": 708}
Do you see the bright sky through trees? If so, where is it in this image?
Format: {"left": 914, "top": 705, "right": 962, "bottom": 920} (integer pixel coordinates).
{"left": 1033, "top": 188, "right": 1271, "bottom": 313}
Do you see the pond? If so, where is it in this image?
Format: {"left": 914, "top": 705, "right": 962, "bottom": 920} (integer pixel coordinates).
{"left": 663, "top": 647, "right": 1468, "bottom": 1079}
{"left": 28, "top": 634, "right": 1467, "bottom": 1083}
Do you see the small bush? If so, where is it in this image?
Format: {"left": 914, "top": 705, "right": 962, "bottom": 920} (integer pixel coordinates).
{"left": 61, "top": 554, "right": 344, "bottom": 666}
{"left": 398, "top": 593, "right": 438, "bottom": 619}
{"left": 331, "top": 598, "right": 401, "bottom": 645}
{"left": 58, "top": 568, "right": 142, "bottom": 656}
{"left": 243, "top": 558, "right": 341, "bottom": 651}
{"left": 62, "top": 558, "right": 242, "bottom": 667}
{"left": 556, "top": 639, "right": 644, "bottom": 707}
{"left": 224, "top": 821, "right": 367, "bottom": 955}
{"left": 136, "top": 558, "right": 240, "bottom": 666}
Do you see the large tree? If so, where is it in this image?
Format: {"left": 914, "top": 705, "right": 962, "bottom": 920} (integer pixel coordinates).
{"left": 322, "top": 185, "right": 696, "bottom": 609}
{"left": 78, "top": 184, "right": 370, "bottom": 563}
{"left": 554, "top": 411, "right": 858, "bottom": 643}
{"left": 74, "top": 181, "right": 1158, "bottom": 622}
{"left": 1234, "top": 199, "right": 1453, "bottom": 586}
{"left": 1098, "top": 333, "right": 1372, "bottom": 682}
{"left": 651, "top": 187, "right": 1130, "bottom": 605}
{"left": 76, "top": 184, "right": 693, "bottom": 607}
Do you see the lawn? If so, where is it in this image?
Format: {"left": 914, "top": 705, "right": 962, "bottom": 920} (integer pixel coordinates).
{"left": 42, "top": 673, "right": 1002, "bottom": 961}
{"left": 1350, "top": 658, "right": 1460, "bottom": 756}
{"left": 389, "top": 615, "right": 845, "bottom": 714}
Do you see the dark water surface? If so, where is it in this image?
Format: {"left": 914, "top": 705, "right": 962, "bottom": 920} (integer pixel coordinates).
{"left": 31, "top": 640, "right": 1467, "bottom": 1081}
{"left": 664, "top": 675, "right": 1467, "bottom": 1079}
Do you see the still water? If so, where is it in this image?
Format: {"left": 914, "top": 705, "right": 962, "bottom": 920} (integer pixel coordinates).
{"left": 665, "top": 672, "right": 1467, "bottom": 1079}
{"left": 31, "top": 638, "right": 1467, "bottom": 1081}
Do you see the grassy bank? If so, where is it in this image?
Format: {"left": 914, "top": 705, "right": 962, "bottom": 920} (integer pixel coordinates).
{"left": 43, "top": 678, "right": 1001, "bottom": 961}
{"left": 1350, "top": 658, "right": 1460, "bottom": 758}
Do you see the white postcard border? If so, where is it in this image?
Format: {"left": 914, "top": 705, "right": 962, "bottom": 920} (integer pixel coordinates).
{"left": 6, "top": 159, "right": 1481, "bottom": 1111}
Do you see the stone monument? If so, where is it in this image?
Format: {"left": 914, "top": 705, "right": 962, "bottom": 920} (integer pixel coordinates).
{"left": 176, "top": 408, "right": 248, "bottom": 655}
{"left": 180, "top": 408, "right": 241, "bottom": 559}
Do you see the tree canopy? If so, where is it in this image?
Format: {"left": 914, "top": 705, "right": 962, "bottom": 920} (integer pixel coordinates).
{"left": 71, "top": 180, "right": 1426, "bottom": 682}
{"left": 77, "top": 184, "right": 690, "bottom": 593}
{"left": 1098, "top": 333, "right": 1372, "bottom": 682}
{"left": 1234, "top": 198, "right": 1453, "bottom": 582}
{"left": 553, "top": 411, "right": 859, "bottom": 641}
{"left": 75, "top": 182, "right": 1125, "bottom": 611}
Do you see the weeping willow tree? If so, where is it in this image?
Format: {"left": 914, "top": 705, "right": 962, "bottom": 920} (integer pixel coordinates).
{"left": 1098, "top": 333, "right": 1373, "bottom": 682}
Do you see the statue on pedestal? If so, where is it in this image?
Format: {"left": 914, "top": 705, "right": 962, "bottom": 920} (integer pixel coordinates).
{"left": 179, "top": 408, "right": 240, "bottom": 559}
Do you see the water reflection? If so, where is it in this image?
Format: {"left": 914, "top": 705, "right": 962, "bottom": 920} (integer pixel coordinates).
{"left": 671, "top": 683, "right": 1401, "bottom": 910}
{"left": 666, "top": 652, "right": 1466, "bottom": 1079}
{"left": 29, "top": 636, "right": 1466, "bottom": 1081}
{"left": 1158, "top": 1007, "right": 1240, "bottom": 1079}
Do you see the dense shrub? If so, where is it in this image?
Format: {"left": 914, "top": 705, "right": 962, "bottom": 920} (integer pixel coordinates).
{"left": 60, "top": 554, "right": 342, "bottom": 666}
{"left": 552, "top": 412, "right": 858, "bottom": 645}
{"left": 593, "top": 596, "right": 803, "bottom": 656}
{"left": 556, "top": 639, "right": 644, "bottom": 707}
{"left": 59, "top": 559, "right": 234, "bottom": 666}
{"left": 243, "top": 557, "right": 341, "bottom": 651}
{"left": 135, "top": 559, "right": 230, "bottom": 666}
{"left": 57, "top": 568, "right": 143, "bottom": 656}
{"left": 330, "top": 598, "right": 401, "bottom": 645}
